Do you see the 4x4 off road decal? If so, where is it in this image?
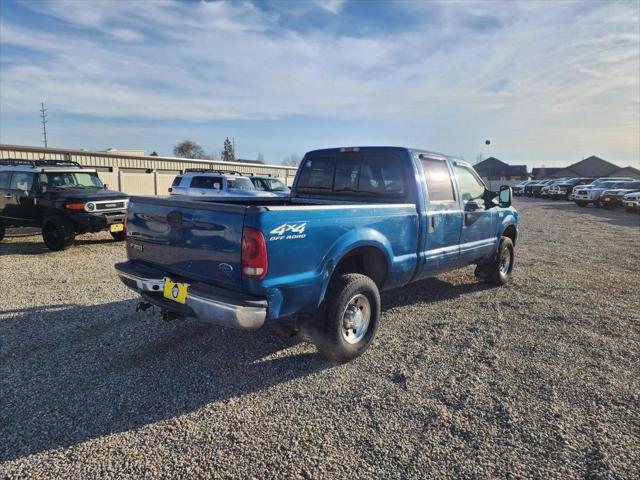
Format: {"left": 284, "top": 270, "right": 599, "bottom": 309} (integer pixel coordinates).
{"left": 269, "top": 222, "right": 307, "bottom": 241}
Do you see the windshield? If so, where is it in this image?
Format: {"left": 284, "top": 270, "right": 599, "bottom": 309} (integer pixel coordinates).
{"left": 40, "top": 171, "right": 103, "bottom": 189}
{"left": 264, "top": 178, "right": 288, "bottom": 191}
{"left": 227, "top": 177, "right": 255, "bottom": 190}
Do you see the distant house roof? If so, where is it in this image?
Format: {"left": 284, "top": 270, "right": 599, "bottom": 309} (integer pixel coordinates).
{"left": 474, "top": 157, "right": 528, "bottom": 178}
{"left": 610, "top": 165, "right": 640, "bottom": 179}
{"left": 563, "top": 156, "right": 619, "bottom": 177}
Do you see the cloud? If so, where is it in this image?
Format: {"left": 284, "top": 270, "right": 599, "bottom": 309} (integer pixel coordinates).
{"left": 0, "top": 0, "right": 638, "bottom": 163}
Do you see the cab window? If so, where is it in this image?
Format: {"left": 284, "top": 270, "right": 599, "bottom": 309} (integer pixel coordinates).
{"left": 454, "top": 164, "right": 485, "bottom": 203}
{"left": 421, "top": 158, "right": 455, "bottom": 203}
{"left": 10, "top": 172, "right": 35, "bottom": 191}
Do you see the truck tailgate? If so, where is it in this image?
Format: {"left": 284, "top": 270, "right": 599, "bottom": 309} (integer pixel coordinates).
{"left": 125, "top": 196, "right": 246, "bottom": 290}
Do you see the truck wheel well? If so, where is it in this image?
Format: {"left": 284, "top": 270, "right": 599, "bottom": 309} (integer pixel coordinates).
{"left": 503, "top": 225, "right": 517, "bottom": 246}
{"left": 332, "top": 246, "right": 388, "bottom": 288}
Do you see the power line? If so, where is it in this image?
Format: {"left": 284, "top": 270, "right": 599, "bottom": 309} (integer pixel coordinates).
{"left": 40, "top": 102, "right": 48, "bottom": 148}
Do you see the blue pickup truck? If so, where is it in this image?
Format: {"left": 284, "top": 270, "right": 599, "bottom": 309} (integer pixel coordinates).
{"left": 116, "top": 147, "right": 518, "bottom": 362}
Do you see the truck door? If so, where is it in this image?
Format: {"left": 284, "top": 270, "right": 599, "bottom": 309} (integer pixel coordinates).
{"left": 416, "top": 156, "right": 463, "bottom": 279}
{"left": 452, "top": 161, "right": 498, "bottom": 264}
{"left": 4, "top": 172, "right": 39, "bottom": 225}
{"left": 0, "top": 171, "right": 11, "bottom": 218}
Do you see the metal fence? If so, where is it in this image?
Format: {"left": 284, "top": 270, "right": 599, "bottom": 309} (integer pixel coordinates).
{"left": 0, "top": 144, "right": 299, "bottom": 195}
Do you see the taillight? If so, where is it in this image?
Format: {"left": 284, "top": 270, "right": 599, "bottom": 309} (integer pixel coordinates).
{"left": 241, "top": 227, "right": 267, "bottom": 279}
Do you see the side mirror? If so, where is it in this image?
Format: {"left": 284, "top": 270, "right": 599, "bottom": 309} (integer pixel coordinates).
{"left": 499, "top": 185, "right": 512, "bottom": 207}
{"left": 104, "top": 184, "right": 109, "bottom": 190}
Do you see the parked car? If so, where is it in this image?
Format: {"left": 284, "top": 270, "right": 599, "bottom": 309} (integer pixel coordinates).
{"left": 600, "top": 181, "right": 640, "bottom": 209}
{"left": 513, "top": 180, "right": 533, "bottom": 196}
{"left": 0, "top": 159, "right": 129, "bottom": 250}
{"left": 573, "top": 177, "right": 636, "bottom": 207}
{"left": 249, "top": 175, "right": 291, "bottom": 197}
{"left": 547, "top": 178, "right": 595, "bottom": 200}
{"left": 169, "top": 169, "right": 277, "bottom": 197}
{"left": 622, "top": 191, "right": 640, "bottom": 213}
{"left": 540, "top": 179, "right": 569, "bottom": 199}
{"left": 526, "top": 179, "right": 553, "bottom": 197}
{"left": 116, "top": 146, "right": 518, "bottom": 363}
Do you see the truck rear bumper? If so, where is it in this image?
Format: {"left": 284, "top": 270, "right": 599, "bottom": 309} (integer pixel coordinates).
{"left": 115, "top": 261, "right": 267, "bottom": 329}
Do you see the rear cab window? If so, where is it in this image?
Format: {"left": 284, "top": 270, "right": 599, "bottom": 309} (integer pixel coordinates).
{"left": 420, "top": 158, "right": 455, "bottom": 204}
{"left": 296, "top": 152, "right": 406, "bottom": 199}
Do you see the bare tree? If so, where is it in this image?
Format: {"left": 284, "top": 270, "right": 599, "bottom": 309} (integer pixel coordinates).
{"left": 282, "top": 153, "right": 300, "bottom": 167}
{"left": 173, "top": 140, "right": 205, "bottom": 159}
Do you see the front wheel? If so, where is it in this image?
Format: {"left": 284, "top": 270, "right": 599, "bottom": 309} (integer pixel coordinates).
{"left": 42, "top": 216, "right": 76, "bottom": 251}
{"left": 110, "top": 230, "right": 126, "bottom": 241}
{"left": 314, "top": 273, "right": 381, "bottom": 363}
{"left": 475, "top": 237, "right": 514, "bottom": 286}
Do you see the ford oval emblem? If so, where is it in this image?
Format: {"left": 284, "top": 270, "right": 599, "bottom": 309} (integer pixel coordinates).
{"left": 218, "top": 263, "right": 233, "bottom": 275}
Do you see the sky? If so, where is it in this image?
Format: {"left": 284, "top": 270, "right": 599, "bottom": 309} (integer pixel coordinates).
{"left": 0, "top": 0, "right": 638, "bottom": 168}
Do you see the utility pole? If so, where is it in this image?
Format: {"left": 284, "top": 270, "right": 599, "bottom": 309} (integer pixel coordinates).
{"left": 40, "top": 102, "right": 48, "bottom": 148}
{"left": 232, "top": 136, "right": 235, "bottom": 159}
{"left": 485, "top": 139, "right": 491, "bottom": 189}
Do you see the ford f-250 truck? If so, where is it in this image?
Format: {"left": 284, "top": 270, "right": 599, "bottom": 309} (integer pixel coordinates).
{"left": 115, "top": 147, "right": 518, "bottom": 362}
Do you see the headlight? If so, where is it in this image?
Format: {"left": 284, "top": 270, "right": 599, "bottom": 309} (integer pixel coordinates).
{"left": 85, "top": 202, "right": 96, "bottom": 212}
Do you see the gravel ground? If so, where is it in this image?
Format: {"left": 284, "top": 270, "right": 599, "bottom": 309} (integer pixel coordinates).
{"left": 1, "top": 198, "right": 639, "bottom": 479}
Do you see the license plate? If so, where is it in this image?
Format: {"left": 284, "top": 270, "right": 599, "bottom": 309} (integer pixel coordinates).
{"left": 110, "top": 223, "right": 124, "bottom": 233}
{"left": 163, "top": 278, "right": 188, "bottom": 304}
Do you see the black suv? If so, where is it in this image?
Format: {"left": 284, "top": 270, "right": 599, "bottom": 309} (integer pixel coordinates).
{"left": 0, "top": 159, "right": 129, "bottom": 250}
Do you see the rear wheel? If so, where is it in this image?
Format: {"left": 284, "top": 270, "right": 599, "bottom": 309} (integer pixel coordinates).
{"left": 314, "top": 273, "right": 380, "bottom": 363}
{"left": 475, "top": 237, "right": 514, "bottom": 286}
{"left": 42, "top": 216, "right": 76, "bottom": 251}
{"left": 576, "top": 201, "right": 588, "bottom": 207}
{"left": 110, "top": 230, "right": 126, "bottom": 241}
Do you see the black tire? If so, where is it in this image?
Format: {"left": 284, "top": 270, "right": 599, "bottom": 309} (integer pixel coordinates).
{"left": 110, "top": 230, "right": 127, "bottom": 241}
{"left": 475, "top": 237, "right": 514, "bottom": 286}
{"left": 0, "top": 220, "right": 5, "bottom": 242}
{"left": 314, "top": 273, "right": 381, "bottom": 363}
{"left": 551, "top": 196, "right": 559, "bottom": 201}
{"left": 602, "top": 203, "right": 615, "bottom": 210}
{"left": 576, "top": 201, "right": 588, "bottom": 207}
{"left": 42, "top": 216, "right": 76, "bottom": 251}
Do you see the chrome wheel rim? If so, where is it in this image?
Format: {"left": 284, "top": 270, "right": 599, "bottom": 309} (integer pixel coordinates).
{"left": 341, "top": 294, "right": 371, "bottom": 344}
{"left": 500, "top": 249, "right": 511, "bottom": 275}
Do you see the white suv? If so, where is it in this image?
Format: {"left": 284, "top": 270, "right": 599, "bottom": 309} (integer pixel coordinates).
{"left": 169, "top": 170, "right": 276, "bottom": 197}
